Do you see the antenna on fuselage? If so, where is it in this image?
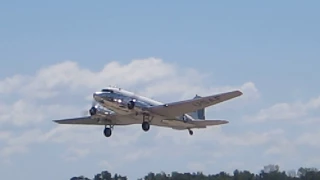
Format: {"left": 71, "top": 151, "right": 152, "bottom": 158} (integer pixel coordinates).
{"left": 107, "top": 84, "right": 122, "bottom": 91}
{"left": 108, "top": 84, "right": 118, "bottom": 88}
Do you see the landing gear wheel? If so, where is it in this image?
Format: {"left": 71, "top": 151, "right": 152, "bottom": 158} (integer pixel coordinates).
{"left": 127, "top": 100, "right": 135, "bottom": 109}
{"left": 89, "top": 106, "right": 97, "bottom": 116}
{"left": 142, "top": 121, "right": 150, "bottom": 132}
{"left": 188, "top": 129, "right": 193, "bottom": 136}
{"left": 103, "top": 127, "right": 112, "bottom": 137}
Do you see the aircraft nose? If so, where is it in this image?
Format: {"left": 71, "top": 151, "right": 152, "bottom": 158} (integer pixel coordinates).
{"left": 93, "top": 91, "right": 102, "bottom": 100}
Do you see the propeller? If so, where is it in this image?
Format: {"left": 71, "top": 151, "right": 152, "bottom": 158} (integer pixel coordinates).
{"left": 91, "top": 99, "right": 98, "bottom": 107}
{"left": 81, "top": 110, "right": 89, "bottom": 116}
{"left": 80, "top": 99, "right": 99, "bottom": 116}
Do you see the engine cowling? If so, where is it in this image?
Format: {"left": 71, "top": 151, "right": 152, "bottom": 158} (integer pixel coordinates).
{"left": 89, "top": 106, "right": 113, "bottom": 117}
{"left": 89, "top": 106, "right": 97, "bottom": 116}
{"left": 127, "top": 100, "right": 135, "bottom": 109}
{"left": 111, "top": 97, "right": 144, "bottom": 111}
{"left": 112, "top": 98, "right": 136, "bottom": 110}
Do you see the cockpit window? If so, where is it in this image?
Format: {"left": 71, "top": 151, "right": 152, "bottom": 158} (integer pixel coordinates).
{"left": 101, "top": 89, "right": 114, "bottom": 93}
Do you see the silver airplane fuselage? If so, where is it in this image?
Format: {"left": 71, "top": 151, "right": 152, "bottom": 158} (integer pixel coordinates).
{"left": 92, "top": 87, "right": 194, "bottom": 120}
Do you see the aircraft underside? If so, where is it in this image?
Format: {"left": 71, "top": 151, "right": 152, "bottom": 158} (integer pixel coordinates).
{"left": 88, "top": 100, "right": 194, "bottom": 138}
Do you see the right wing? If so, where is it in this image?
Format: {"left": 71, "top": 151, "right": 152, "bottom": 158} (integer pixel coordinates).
{"left": 146, "top": 90, "right": 242, "bottom": 118}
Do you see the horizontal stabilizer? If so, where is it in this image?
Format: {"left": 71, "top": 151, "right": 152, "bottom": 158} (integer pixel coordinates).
{"left": 190, "top": 119, "right": 229, "bottom": 127}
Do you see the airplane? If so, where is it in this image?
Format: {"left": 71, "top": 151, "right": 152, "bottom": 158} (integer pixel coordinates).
{"left": 52, "top": 86, "right": 243, "bottom": 138}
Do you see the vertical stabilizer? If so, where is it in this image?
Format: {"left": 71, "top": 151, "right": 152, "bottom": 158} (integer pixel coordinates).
{"left": 187, "top": 95, "right": 206, "bottom": 120}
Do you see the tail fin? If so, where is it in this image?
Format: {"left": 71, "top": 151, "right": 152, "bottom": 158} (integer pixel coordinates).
{"left": 188, "top": 95, "right": 206, "bottom": 120}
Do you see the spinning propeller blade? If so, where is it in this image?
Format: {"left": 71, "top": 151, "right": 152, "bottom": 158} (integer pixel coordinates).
{"left": 81, "top": 110, "right": 88, "bottom": 116}
{"left": 80, "top": 99, "right": 99, "bottom": 116}
{"left": 92, "top": 99, "right": 102, "bottom": 108}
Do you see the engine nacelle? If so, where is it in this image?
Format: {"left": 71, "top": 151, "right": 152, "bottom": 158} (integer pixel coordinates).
{"left": 89, "top": 106, "right": 114, "bottom": 117}
{"left": 113, "top": 98, "right": 136, "bottom": 110}
{"left": 113, "top": 98, "right": 148, "bottom": 112}
{"left": 127, "top": 100, "right": 135, "bottom": 109}
{"left": 89, "top": 106, "right": 97, "bottom": 116}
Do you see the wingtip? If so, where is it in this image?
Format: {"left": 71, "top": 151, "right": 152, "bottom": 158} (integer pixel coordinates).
{"left": 235, "top": 90, "right": 243, "bottom": 96}
{"left": 52, "top": 120, "right": 60, "bottom": 124}
{"left": 221, "top": 120, "right": 229, "bottom": 124}
{"left": 239, "top": 90, "right": 243, "bottom": 95}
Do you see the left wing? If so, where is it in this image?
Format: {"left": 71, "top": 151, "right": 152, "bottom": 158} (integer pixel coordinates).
{"left": 53, "top": 116, "right": 113, "bottom": 125}
{"left": 146, "top": 90, "right": 242, "bottom": 118}
{"left": 53, "top": 115, "right": 140, "bottom": 126}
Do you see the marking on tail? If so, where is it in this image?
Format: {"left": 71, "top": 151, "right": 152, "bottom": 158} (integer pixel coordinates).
{"left": 188, "top": 94, "right": 206, "bottom": 120}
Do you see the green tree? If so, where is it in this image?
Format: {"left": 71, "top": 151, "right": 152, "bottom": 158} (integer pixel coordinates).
{"left": 70, "top": 176, "right": 90, "bottom": 180}
{"left": 73, "top": 164, "right": 320, "bottom": 180}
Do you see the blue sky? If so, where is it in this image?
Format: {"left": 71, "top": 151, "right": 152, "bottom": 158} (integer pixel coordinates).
{"left": 1, "top": 0, "right": 320, "bottom": 179}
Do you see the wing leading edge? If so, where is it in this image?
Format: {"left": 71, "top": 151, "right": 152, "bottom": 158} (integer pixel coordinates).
{"left": 53, "top": 116, "right": 110, "bottom": 125}
{"left": 52, "top": 114, "right": 142, "bottom": 126}
{"left": 146, "top": 90, "right": 242, "bottom": 118}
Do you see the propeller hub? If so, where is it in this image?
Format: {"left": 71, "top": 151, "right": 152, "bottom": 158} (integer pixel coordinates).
{"left": 89, "top": 106, "right": 97, "bottom": 116}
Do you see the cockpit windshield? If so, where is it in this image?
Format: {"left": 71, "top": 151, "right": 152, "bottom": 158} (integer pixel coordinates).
{"left": 101, "top": 89, "right": 114, "bottom": 93}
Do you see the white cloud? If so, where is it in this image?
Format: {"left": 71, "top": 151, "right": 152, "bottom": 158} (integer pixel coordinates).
{"left": 0, "top": 58, "right": 259, "bottom": 103}
{"left": 15, "top": 58, "right": 178, "bottom": 99}
{"left": 155, "top": 125, "right": 285, "bottom": 148}
{"left": 264, "top": 138, "right": 297, "bottom": 157}
{"left": 296, "top": 131, "right": 320, "bottom": 148}
{"left": 240, "top": 92, "right": 320, "bottom": 171}
{"left": 0, "top": 57, "right": 258, "bottom": 127}
{"left": 1, "top": 57, "right": 319, "bottom": 179}
{"left": 63, "top": 146, "right": 91, "bottom": 162}
{"left": 0, "top": 57, "right": 268, "bottom": 177}
{"left": 245, "top": 95, "right": 320, "bottom": 123}
{"left": 0, "top": 145, "right": 27, "bottom": 157}
{"left": 0, "top": 75, "right": 27, "bottom": 94}
{"left": 0, "top": 100, "right": 81, "bottom": 126}
{"left": 226, "top": 161, "right": 246, "bottom": 170}
{"left": 99, "top": 160, "right": 115, "bottom": 172}
{"left": 122, "top": 147, "right": 156, "bottom": 162}
{"left": 0, "top": 129, "right": 47, "bottom": 159}
{"left": 187, "top": 162, "right": 207, "bottom": 172}
{"left": 0, "top": 131, "right": 11, "bottom": 140}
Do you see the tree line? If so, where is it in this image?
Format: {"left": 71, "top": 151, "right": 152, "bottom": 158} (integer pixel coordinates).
{"left": 70, "top": 164, "right": 320, "bottom": 180}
